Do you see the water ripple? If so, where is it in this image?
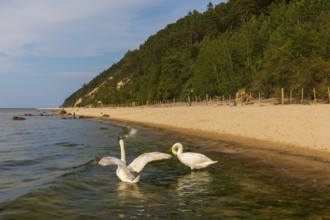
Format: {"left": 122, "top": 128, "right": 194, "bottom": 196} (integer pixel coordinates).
{"left": 1, "top": 109, "right": 330, "bottom": 219}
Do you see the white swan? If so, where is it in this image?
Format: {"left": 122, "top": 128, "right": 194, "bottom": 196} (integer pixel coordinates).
{"left": 171, "top": 143, "right": 217, "bottom": 170}
{"left": 99, "top": 139, "right": 171, "bottom": 183}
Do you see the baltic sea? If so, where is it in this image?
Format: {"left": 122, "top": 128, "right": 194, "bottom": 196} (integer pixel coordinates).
{"left": 1, "top": 108, "right": 330, "bottom": 219}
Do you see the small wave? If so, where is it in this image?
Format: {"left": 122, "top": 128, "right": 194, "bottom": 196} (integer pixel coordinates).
{"left": 61, "top": 158, "right": 100, "bottom": 177}
{"left": 99, "top": 127, "right": 109, "bottom": 130}
{"left": 13, "top": 131, "right": 32, "bottom": 135}
{"left": 129, "top": 128, "right": 138, "bottom": 136}
{"left": 72, "top": 158, "right": 99, "bottom": 169}
{"left": 55, "top": 142, "right": 80, "bottom": 147}
{"left": 124, "top": 128, "right": 138, "bottom": 137}
{"left": 1, "top": 159, "right": 38, "bottom": 167}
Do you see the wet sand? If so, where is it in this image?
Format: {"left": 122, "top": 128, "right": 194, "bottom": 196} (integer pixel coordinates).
{"left": 64, "top": 104, "right": 330, "bottom": 185}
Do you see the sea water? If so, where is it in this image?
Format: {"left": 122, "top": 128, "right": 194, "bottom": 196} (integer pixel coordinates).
{"left": 0, "top": 108, "right": 330, "bottom": 219}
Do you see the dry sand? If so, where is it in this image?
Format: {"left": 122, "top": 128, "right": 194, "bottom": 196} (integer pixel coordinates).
{"left": 65, "top": 104, "right": 329, "bottom": 150}
{"left": 64, "top": 104, "right": 330, "bottom": 184}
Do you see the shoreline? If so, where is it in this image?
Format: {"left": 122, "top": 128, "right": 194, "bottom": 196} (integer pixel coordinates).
{"left": 64, "top": 104, "right": 330, "bottom": 184}
{"left": 64, "top": 105, "right": 330, "bottom": 149}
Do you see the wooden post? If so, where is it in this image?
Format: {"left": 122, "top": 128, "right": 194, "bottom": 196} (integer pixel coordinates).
{"left": 206, "top": 93, "right": 209, "bottom": 105}
{"left": 301, "top": 88, "right": 304, "bottom": 104}
{"left": 290, "top": 90, "right": 292, "bottom": 104}
{"left": 241, "top": 93, "right": 243, "bottom": 106}
{"left": 328, "top": 86, "right": 330, "bottom": 103}
{"left": 313, "top": 88, "right": 316, "bottom": 104}
{"left": 229, "top": 94, "right": 231, "bottom": 105}
{"left": 281, "top": 88, "right": 284, "bottom": 105}
{"left": 259, "top": 92, "right": 261, "bottom": 104}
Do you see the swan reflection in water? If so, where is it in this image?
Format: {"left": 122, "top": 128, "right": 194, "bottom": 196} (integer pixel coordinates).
{"left": 115, "top": 181, "right": 165, "bottom": 217}
{"left": 176, "top": 171, "right": 213, "bottom": 197}
{"left": 116, "top": 181, "right": 143, "bottom": 200}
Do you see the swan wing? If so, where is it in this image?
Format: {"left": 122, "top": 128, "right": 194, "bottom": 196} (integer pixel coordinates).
{"left": 128, "top": 152, "right": 172, "bottom": 173}
{"left": 179, "top": 152, "right": 216, "bottom": 169}
{"left": 98, "top": 156, "right": 127, "bottom": 168}
{"left": 195, "top": 160, "right": 218, "bottom": 169}
{"left": 99, "top": 156, "right": 139, "bottom": 182}
{"left": 181, "top": 152, "right": 212, "bottom": 163}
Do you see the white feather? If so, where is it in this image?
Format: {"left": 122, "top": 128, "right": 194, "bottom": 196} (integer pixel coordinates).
{"left": 99, "top": 139, "right": 171, "bottom": 183}
{"left": 171, "top": 143, "right": 217, "bottom": 170}
{"left": 128, "top": 152, "right": 172, "bottom": 173}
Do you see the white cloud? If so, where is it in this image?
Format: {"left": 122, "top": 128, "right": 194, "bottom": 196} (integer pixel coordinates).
{"left": 0, "top": 0, "right": 219, "bottom": 74}
{"left": 0, "top": 0, "right": 156, "bottom": 66}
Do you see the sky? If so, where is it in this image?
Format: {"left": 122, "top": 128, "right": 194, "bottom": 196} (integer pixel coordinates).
{"left": 0, "top": 0, "right": 224, "bottom": 108}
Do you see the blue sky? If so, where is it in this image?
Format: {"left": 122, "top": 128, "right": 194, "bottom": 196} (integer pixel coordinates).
{"left": 0, "top": 0, "right": 224, "bottom": 108}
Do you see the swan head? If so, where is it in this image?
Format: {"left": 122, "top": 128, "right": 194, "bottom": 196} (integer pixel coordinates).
{"left": 171, "top": 143, "right": 183, "bottom": 155}
{"left": 119, "top": 138, "right": 124, "bottom": 147}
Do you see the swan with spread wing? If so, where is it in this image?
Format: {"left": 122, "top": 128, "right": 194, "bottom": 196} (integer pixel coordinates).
{"left": 99, "top": 139, "right": 171, "bottom": 183}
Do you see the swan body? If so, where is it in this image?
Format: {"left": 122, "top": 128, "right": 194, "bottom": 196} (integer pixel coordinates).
{"left": 171, "top": 143, "right": 217, "bottom": 170}
{"left": 99, "top": 139, "right": 171, "bottom": 183}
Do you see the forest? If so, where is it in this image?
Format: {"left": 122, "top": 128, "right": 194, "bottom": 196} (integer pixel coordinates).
{"left": 62, "top": 0, "right": 330, "bottom": 107}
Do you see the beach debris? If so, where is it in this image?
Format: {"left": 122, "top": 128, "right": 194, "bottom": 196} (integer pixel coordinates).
{"left": 102, "top": 114, "right": 110, "bottom": 117}
{"left": 12, "top": 116, "right": 26, "bottom": 121}
{"left": 23, "top": 113, "right": 34, "bottom": 116}
{"left": 56, "top": 110, "right": 67, "bottom": 115}
{"left": 78, "top": 115, "right": 92, "bottom": 119}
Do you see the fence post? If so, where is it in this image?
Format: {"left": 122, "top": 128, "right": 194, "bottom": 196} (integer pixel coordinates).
{"left": 313, "top": 88, "right": 316, "bottom": 104}
{"left": 281, "top": 88, "right": 284, "bottom": 105}
{"left": 301, "top": 88, "right": 304, "bottom": 104}
{"left": 328, "top": 86, "right": 330, "bottom": 103}
{"left": 259, "top": 92, "right": 261, "bottom": 105}
{"left": 242, "top": 93, "right": 244, "bottom": 106}
{"left": 290, "top": 90, "right": 292, "bottom": 104}
{"left": 206, "top": 93, "right": 209, "bottom": 105}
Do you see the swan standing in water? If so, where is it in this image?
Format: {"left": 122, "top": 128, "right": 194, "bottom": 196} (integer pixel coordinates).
{"left": 99, "top": 139, "right": 171, "bottom": 183}
{"left": 171, "top": 143, "right": 217, "bottom": 170}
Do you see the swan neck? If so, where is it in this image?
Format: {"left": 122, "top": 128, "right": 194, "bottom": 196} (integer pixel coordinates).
{"left": 172, "top": 143, "right": 183, "bottom": 155}
{"left": 119, "top": 139, "right": 126, "bottom": 163}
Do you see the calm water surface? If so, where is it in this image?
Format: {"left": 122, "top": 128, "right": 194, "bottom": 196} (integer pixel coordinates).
{"left": 1, "top": 108, "right": 330, "bottom": 219}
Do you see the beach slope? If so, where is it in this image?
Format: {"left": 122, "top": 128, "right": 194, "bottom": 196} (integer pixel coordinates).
{"left": 64, "top": 105, "right": 330, "bottom": 151}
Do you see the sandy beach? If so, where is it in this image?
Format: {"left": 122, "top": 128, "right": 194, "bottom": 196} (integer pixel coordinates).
{"left": 64, "top": 104, "right": 330, "bottom": 150}
{"left": 64, "top": 104, "right": 330, "bottom": 184}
